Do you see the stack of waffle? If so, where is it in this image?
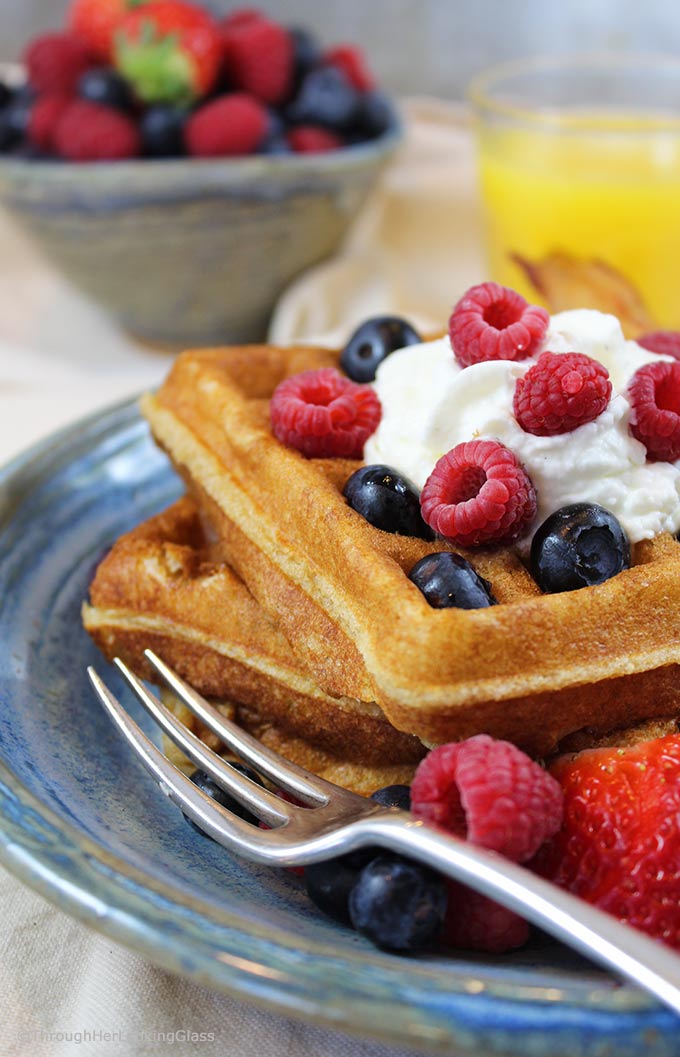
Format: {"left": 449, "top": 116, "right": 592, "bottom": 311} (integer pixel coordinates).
{"left": 83, "top": 344, "right": 680, "bottom": 790}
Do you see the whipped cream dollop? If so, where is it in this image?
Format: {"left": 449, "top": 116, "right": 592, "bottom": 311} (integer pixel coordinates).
{"left": 364, "top": 309, "right": 680, "bottom": 544}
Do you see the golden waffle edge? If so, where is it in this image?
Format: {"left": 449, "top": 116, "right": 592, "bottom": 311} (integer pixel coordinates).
{"left": 82, "top": 496, "right": 424, "bottom": 793}
{"left": 137, "top": 344, "right": 680, "bottom": 757}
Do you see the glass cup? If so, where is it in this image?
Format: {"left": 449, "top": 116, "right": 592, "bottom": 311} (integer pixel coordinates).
{"left": 469, "top": 54, "right": 680, "bottom": 335}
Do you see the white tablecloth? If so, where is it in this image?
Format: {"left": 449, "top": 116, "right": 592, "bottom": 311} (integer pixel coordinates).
{"left": 0, "top": 99, "right": 483, "bottom": 1057}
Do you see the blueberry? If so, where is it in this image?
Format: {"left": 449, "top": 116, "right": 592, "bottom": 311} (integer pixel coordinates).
{"left": 371, "top": 784, "right": 412, "bottom": 811}
{"left": 79, "top": 68, "right": 133, "bottom": 111}
{"left": 0, "top": 81, "right": 13, "bottom": 111}
{"left": 288, "top": 26, "right": 322, "bottom": 89}
{"left": 259, "top": 109, "right": 291, "bottom": 154}
{"left": 184, "top": 762, "right": 264, "bottom": 836}
{"left": 305, "top": 849, "right": 375, "bottom": 923}
{"left": 343, "top": 465, "right": 434, "bottom": 539}
{"left": 340, "top": 316, "right": 422, "bottom": 383}
{"left": 0, "top": 90, "right": 34, "bottom": 152}
{"left": 259, "top": 134, "right": 292, "bottom": 155}
{"left": 354, "top": 91, "right": 396, "bottom": 140}
{"left": 409, "top": 552, "right": 497, "bottom": 609}
{"left": 9, "top": 143, "right": 52, "bottom": 161}
{"left": 287, "top": 66, "right": 361, "bottom": 131}
{"left": 140, "top": 105, "right": 187, "bottom": 157}
{"left": 530, "top": 502, "right": 630, "bottom": 593}
{"left": 349, "top": 854, "right": 448, "bottom": 951}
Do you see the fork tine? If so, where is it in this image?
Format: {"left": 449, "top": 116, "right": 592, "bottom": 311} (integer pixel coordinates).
{"left": 87, "top": 666, "right": 291, "bottom": 841}
{"left": 112, "top": 658, "right": 290, "bottom": 829}
{"left": 143, "top": 649, "right": 360, "bottom": 805}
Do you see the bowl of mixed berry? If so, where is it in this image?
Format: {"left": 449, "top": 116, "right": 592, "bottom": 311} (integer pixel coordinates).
{"left": 0, "top": 1, "right": 400, "bottom": 347}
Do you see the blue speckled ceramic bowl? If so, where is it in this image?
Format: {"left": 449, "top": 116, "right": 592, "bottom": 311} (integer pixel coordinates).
{"left": 0, "top": 104, "right": 401, "bottom": 348}
{"left": 1, "top": 401, "right": 679, "bottom": 1056}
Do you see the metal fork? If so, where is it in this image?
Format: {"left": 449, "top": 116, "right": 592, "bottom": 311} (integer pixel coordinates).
{"left": 88, "top": 649, "right": 680, "bottom": 1017}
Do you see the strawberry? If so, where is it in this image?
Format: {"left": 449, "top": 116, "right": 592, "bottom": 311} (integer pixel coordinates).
{"left": 115, "top": 0, "right": 222, "bottom": 104}
{"left": 68, "top": 0, "right": 149, "bottom": 62}
{"left": 532, "top": 735, "right": 680, "bottom": 948}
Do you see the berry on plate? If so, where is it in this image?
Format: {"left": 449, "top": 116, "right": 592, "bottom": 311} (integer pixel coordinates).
{"left": 348, "top": 854, "right": 448, "bottom": 951}
{"left": 530, "top": 502, "right": 630, "bottom": 593}
{"left": 185, "top": 763, "right": 264, "bottom": 835}
{"left": 115, "top": 0, "right": 223, "bottom": 104}
{"left": 343, "top": 464, "right": 434, "bottom": 539}
{"left": 449, "top": 282, "right": 549, "bottom": 368}
{"left": 411, "top": 735, "right": 564, "bottom": 863}
{"left": 270, "top": 367, "right": 381, "bottom": 459}
{"left": 420, "top": 439, "right": 537, "bottom": 548}
{"left": 24, "top": 32, "right": 92, "bottom": 94}
{"left": 221, "top": 13, "right": 293, "bottom": 106}
{"left": 185, "top": 94, "right": 268, "bottom": 157}
{"left": 408, "top": 552, "right": 497, "bottom": 609}
{"left": 628, "top": 360, "right": 680, "bottom": 462}
{"left": 340, "top": 316, "right": 422, "bottom": 384}
{"left": 370, "top": 784, "right": 412, "bottom": 811}
{"left": 532, "top": 735, "right": 680, "bottom": 948}
{"left": 69, "top": 0, "right": 147, "bottom": 62}
{"left": 442, "top": 883, "right": 530, "bottom": 953}
{"left": 514, "top": 351, "right": 612, "bottom": 436}
{"left": 637, "top": 330, "right": 680, "bottom": 360}
{"left": 54, "top": 99, "right": 141, "bottom": 160}
{"left": 305, "top": 849, "right": 374, "bottom": 923}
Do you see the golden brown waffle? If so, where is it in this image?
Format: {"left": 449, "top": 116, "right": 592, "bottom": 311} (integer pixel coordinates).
{"left": 83, "top": 496, "right": 424, "bottom": 792}
{"left": 139, "top": 344, "right": 680, "bottom": 757}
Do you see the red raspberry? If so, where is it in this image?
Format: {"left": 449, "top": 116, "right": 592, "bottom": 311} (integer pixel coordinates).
{"left": 23, "top": 32, "right": 92, "bottom": 95}
{"left": 28, "top": 95, "right": 72, "bottom": 152}
{"left": 287, "top": 126, "right": 342, "bottom": 153}
{"left": 442, "top": 883, "right": 530, "bottom": 953}
{"left": 185, "top": 94, "right": 268, "bottom": 157}
{"left": 420, "top": 439, "right": 536, "bottom": 547}
{"left": 323, "top": 45, "right": 375, "bottom": 92}
{"left": 532, "top": 735, "right": 680, "bottom": 948}
{"left": 270, "top": 367, "right": 381, "bottom": 459}
{"left": 628, "top": 360, "right": 680, "bottom": 462}
{"left": 449, "top": 282, "right": 549, "bottom": 368}
{"left": 411, "top": 736, "right": 563, "bottom": 863}
{"left": 54, "top": 100, "right": 140, "bottom": 161}
{"left": 221, "top": 15, "right": 293, "bottom": 105}
{"left": 637, "top": 330, "right": 680, "bottom": 360}
{"left": 513, "top": 351, "right": 612, "bottom": 436}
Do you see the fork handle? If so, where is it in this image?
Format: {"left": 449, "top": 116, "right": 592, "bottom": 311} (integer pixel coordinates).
{"left": 357, "top": 813, "right": 680, "bottom": 1016}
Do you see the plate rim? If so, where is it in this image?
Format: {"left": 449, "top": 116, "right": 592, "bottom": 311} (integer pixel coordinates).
{"left": 0, "top": 399, "right": 676, "bottom": 1056}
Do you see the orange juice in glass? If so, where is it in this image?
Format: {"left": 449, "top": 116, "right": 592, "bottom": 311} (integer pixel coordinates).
{"left": 469, "top": 55, "right": 680, "bottom": 335}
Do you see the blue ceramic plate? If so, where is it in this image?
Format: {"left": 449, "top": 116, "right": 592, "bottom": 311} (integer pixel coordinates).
{"left": 0, "top": 400, "right": 678, "bottom": 1057}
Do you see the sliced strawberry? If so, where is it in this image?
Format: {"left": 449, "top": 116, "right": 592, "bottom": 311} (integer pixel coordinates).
{"left": 532, "top": 735, "right": 680, "bottom": 948}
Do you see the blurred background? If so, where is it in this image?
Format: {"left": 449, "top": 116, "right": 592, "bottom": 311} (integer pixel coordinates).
{"left": 6, "top": 0, "right": 680, "bottom": 99}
